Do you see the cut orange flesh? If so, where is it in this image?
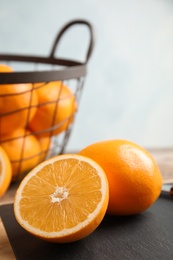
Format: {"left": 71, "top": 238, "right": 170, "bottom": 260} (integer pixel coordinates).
{"left": 14, "top": 154, "right": 109, "bottom": 243}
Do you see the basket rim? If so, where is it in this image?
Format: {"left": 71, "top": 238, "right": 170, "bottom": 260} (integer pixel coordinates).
{"left": 0, "top": 54, "right": 87, "bottom": 84}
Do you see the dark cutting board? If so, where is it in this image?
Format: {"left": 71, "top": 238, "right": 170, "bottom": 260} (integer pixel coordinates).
{"left": 0, "top": 195, "right": 173, "bottom": 260}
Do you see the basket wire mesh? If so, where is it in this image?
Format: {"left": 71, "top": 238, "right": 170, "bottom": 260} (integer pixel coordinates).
{"left": 0, "top": 19, "right": 94, "bottom": 181}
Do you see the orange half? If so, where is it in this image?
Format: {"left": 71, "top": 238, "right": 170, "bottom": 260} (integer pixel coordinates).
{"left": 14, "top": 154, "right": 109, "bottom": 243}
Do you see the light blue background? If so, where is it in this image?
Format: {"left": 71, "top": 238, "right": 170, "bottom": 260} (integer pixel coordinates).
{"left": 1, "top": 0, "right": 173, "bottom": 151}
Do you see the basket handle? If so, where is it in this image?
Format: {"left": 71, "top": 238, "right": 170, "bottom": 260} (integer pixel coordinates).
{"left": 49, "top": 19, "right": 94, "bottom": 64}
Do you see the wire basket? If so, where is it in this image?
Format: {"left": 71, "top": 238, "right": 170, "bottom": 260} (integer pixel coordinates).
{"left": 0, "top": 19, "right": 94, "bottom": 181}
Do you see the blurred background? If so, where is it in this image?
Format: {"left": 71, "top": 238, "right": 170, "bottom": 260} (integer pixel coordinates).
{"left": 1, "top": 0, "right": 173, "bottom": 151}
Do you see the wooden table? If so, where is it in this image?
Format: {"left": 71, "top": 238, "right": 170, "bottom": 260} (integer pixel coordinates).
{"left": 0, "top": 148, "right": 173, "bottom": 259}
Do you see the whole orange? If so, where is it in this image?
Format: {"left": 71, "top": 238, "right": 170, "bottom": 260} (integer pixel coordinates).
{"left": 0, "top": 83, "right": 38, "bottom": 135}
{"left": 79, "top": 139, "right": 163, "bottom": 216}
{"left": 0, "top": 145, "right": 12, "bottom": 198}
{"left": 0, "top": 128, "right": 41, "bottom": 180}
{"left": 36, "top": 135, "right": 52, "bottom": 161}
{"left": 0, "top": 63, "right": 13, "bottom": 72}
{"left": 28, "top": 81, "right": 77, "bottom": 137}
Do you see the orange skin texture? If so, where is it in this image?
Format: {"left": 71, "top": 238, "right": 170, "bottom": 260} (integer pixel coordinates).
{"left": 79, "top": 139, "right": 163, "bottom": 216}
{"left": 0, "top": 64, "right": 13, "bottom": 72}
{"left": 0, "top": 128, "right": 41, "bottom": 180}
{"left": 28, "top": 81, "right": 77, "bottom": 137}
{"left": 37, "top": 135, "right": 52, "bottom": 161}
{"left": 0, "top": 64, "right": 38, "bottom": 135}
{"left": 0, "top": 146, "right": 12, "bottom": 198}
{"left": 0, "top": 83, "right": 38, "bottom": 135}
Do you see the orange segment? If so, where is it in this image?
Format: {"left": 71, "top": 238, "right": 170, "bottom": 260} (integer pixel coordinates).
{"left": 0, "top": 145, "right": 12, "bottom": 198}
{"left": 14, "top": 154, "right": 109, "bottom": 243}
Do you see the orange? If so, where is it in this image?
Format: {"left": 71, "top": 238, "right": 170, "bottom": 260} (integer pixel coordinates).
{"left": 79, "top": 139, "right": 163, "bottom": 216}
{"left": 0, "top": 145, "right": 12, "bottom": 198}
{"left": 0, "top": 83, "right": 38, "bottom": 135}
{"left": 0, "top": 128, "right": 41, "bottom": 180}
{"left": 28, "top": 81, "right": 77, "bottom": 137}
{"left": 14, "top": 154, "right": 109, "bottom": 243}
{"left": 37, "top": 135, "right": 52, "bottom": 161}
{"left": 0, "top": 63, "right": 13, "bottom": 72}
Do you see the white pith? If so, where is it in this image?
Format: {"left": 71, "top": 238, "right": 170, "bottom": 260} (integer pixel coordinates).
{"left": 50, "top": 186, "right": 69, "bottom": 203}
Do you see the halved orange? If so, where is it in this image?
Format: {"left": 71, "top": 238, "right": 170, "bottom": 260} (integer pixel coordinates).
{"left": 14, "top": 154, "right": 109, "bottom": 243}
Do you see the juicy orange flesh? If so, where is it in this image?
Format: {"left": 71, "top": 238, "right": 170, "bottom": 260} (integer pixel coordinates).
{"left": 19, "top": 158, "right": 102, "bottom": 232}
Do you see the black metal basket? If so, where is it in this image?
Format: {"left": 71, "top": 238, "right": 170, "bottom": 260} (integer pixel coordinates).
{"left": 0, "top": 19, "right": 94, "bottom": 181}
